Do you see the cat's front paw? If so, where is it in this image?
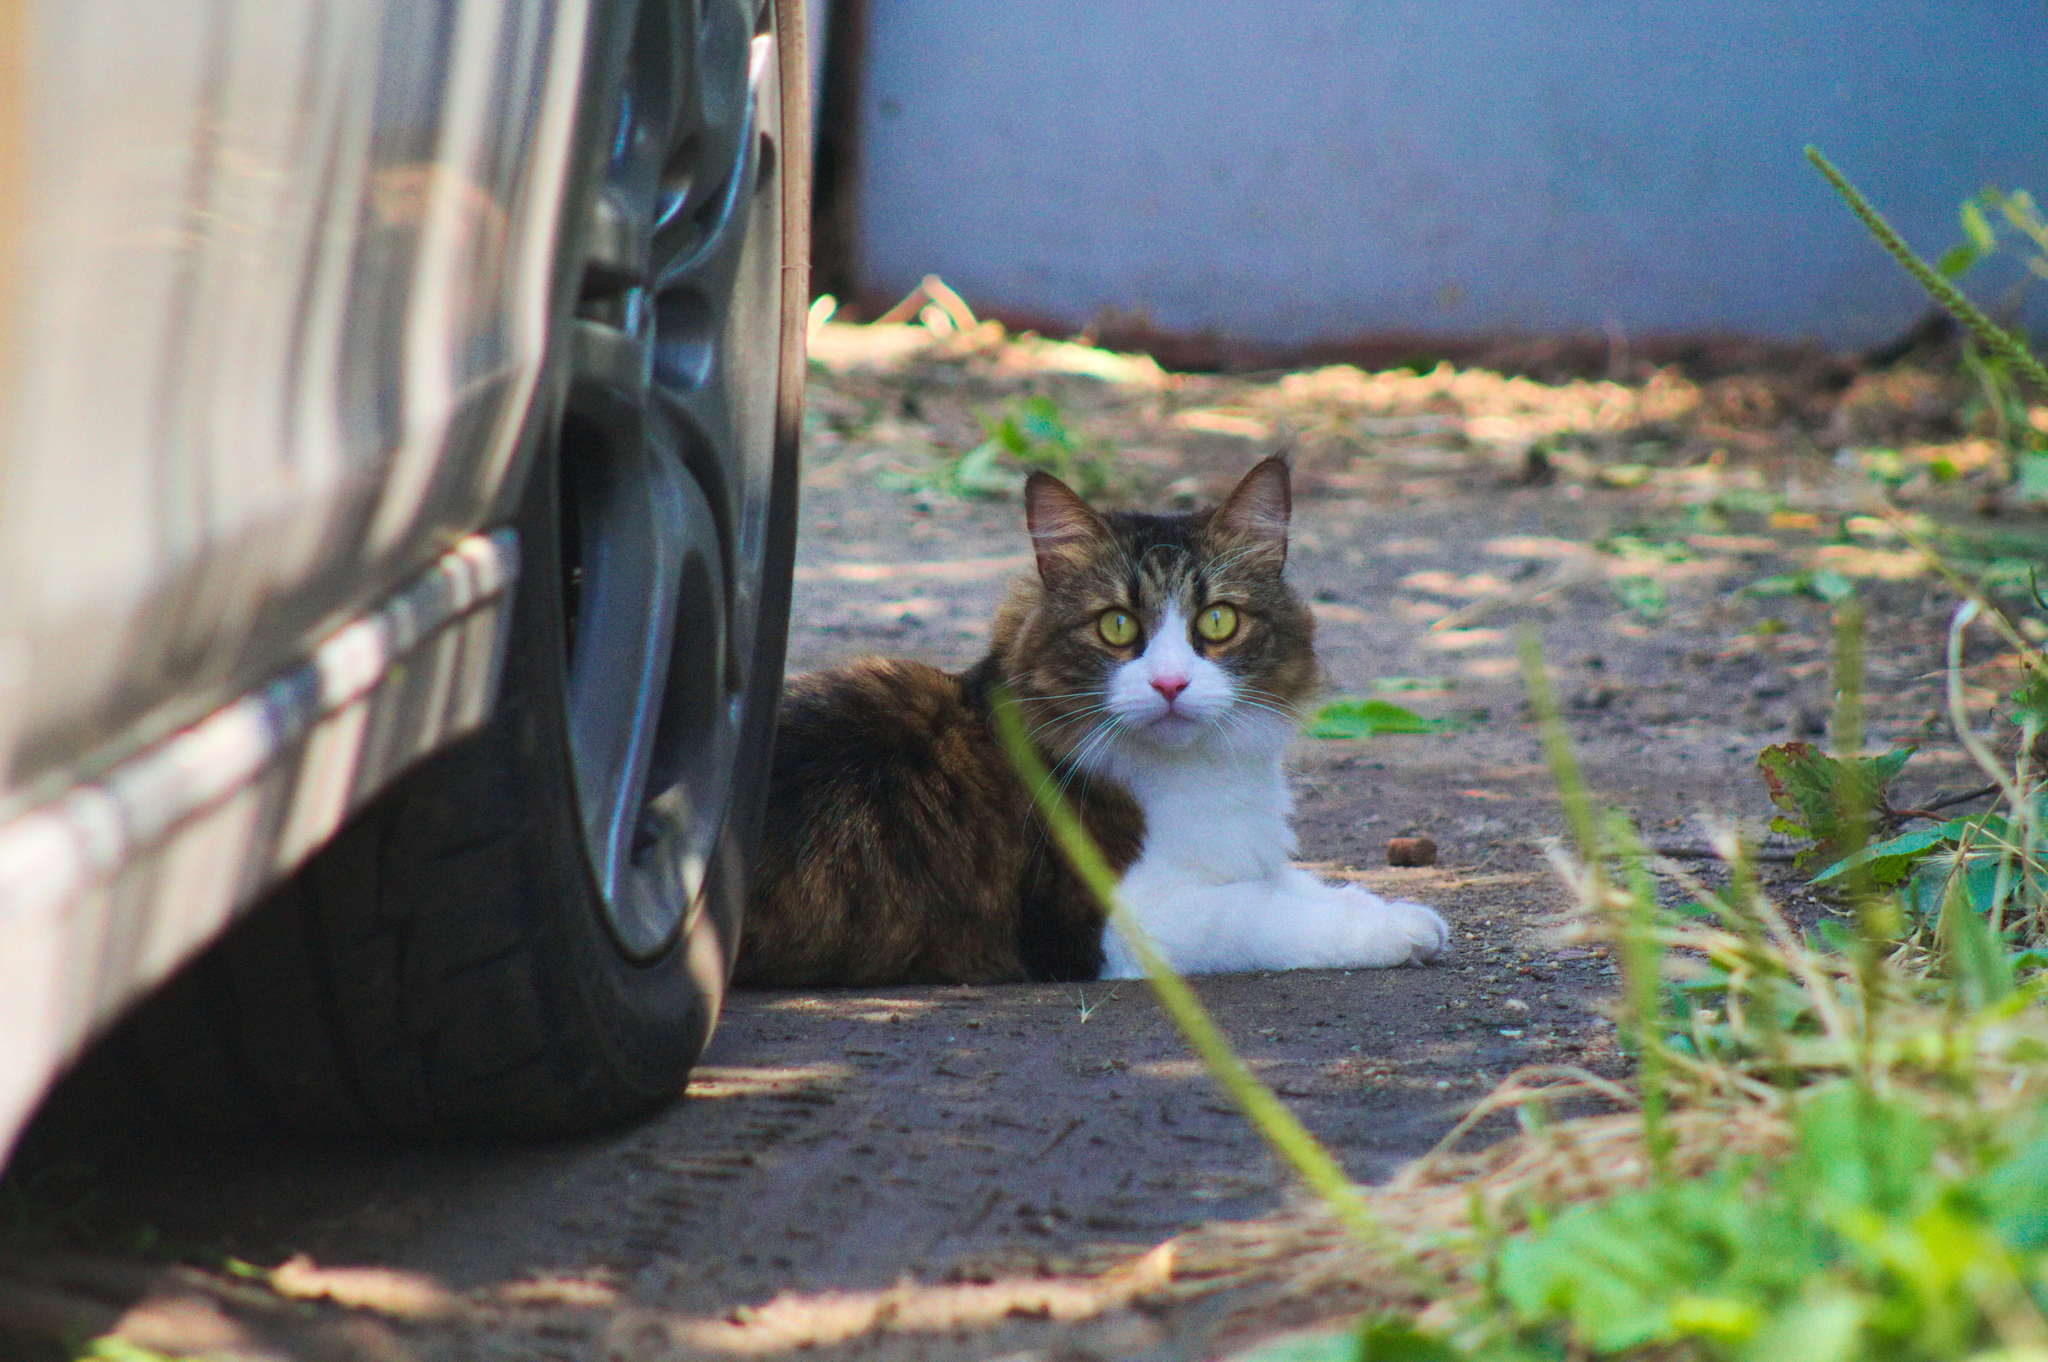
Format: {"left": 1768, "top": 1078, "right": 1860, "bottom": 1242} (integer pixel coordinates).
{"left": 1384, "top": 898, "right": 1449, "bottom": 962}
{"left": 1333, "top": 887, "right": 1447, "bottom": 965}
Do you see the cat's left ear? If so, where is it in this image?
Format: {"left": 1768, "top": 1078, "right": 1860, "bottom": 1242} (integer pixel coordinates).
{"left": 1024, "top": 471, "right": 1113, "bottom": 586}
{"left": 1210, "top": 456, "right": 1291, "bottom": 570}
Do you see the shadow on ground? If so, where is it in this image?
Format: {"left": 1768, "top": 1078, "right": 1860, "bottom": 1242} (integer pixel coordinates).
{"left": 3, "top": 327, "right": 2035, "bottom": 1360}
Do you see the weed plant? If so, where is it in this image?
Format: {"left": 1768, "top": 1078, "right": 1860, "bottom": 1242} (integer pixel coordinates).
{"left": 900, "top": 395, "right": 1127, "bottom": 501}
{"left": 994, "top": 153, "right": 2048, "bottom": 1361}
{"left": 1002, "top": 588, "right": 2048, "bottom": 1361}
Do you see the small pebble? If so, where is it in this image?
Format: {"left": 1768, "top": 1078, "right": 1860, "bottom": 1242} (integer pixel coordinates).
{"left": 1386, "top": 836, "right": 1437, "bottom": 867}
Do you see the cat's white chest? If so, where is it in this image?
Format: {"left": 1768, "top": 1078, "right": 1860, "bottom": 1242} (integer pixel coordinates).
{"left": 1117, "top": 750, "right": 1295, "bottom": 889}
{"left": 1089, "top": 727, "right": 1448, "bottom": 978}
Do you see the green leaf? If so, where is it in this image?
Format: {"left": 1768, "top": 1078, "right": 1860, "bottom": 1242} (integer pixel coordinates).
{"left": 1936, "top": 243, "right": 1980, "bottom": 278}
{"left": 1962, "top": 197, "right": 1998, "bottom": 255}
{"left": 1742, "top": 569, "right": 1855, "bottom": 603}
{"left": 1736, "top": 1294, "right": 1863, "bottom": 1362}
{"left": 1810, "top": 816, "right": 1976, "bottom": 887}
{"left": 1597, "top": 532, "right": 1693, "bottom": 563}
{"left": 1791, "top": 1083, "right": 1938, "bottom": 1217}
{"left": 1370, "top": 676, "right": 1453, "bottom": 692}
{"left": 951, "top": 396, "right": 1123, "bottom": 499}
{"left": 1306, "top": 698, "right": 1445, "bottom": 739}
{"left": 1018, "top": 394, "right": 1070, "bottom": 446}
{"left": 1755, "top": 741, "right": 1915, "bottom": 872}
{"left": 1972, "top": 1131, "right": 2048, "bottom": 1253}
{"left": 1810, "top": 568, "right": 1856, "bottom": 603}
{"left": 2011, "top": 667, "right": 2048, "bottom": 733}
{"left": 1667, "top": 1293, "right": 1763, "bottom": 1337}
{"left": 987, "top": 413, "right": 1030, "bottom": 457}
{"left": 1356, "top": 1320, "right": 1461, "bottom": 1361}
{"left": 1904, "top": 858, "right": 1953, "bottom": 919}
{"left": 1613, "top": 575, "right": 1667, "bottom": 621}
{"left": 1942, "top": 868, "right": 2015, "bottom": 1009}
{"left": 1495, "top": 1175, "right": 1808, "bottom": 1352}
{"left": 2017, "top": 450, "right": 2048, "bottom": 505}
{"left": 1812, "top": 919, "right": 1858, "bottom": 955}
{"left": 950, "top": 439, "right": 1016, "bottom": 497}
{"left": 1962, "top": 855, "right": 2017, "bottom": 914}
{"left": 1743, "top": 572, "right": 1810, "bottom": 598}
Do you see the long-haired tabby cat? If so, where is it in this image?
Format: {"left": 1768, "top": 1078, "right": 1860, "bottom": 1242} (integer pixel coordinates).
{"left": 737, "top": 457, "right": 1448, "bottom": 987}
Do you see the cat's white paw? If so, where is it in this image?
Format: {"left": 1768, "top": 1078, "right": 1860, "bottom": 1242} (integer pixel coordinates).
{"left": 1383, "top": 897, "right": 1449, "bottom": 962}
{"left": 1333, "top": 886, "right": 1448, "bottom": 966}
{"left": 1098, "top": 930, "right": 1144, "bottom": 979}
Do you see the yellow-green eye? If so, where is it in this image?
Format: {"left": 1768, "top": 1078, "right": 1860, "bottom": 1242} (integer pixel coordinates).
{"left": 1196, "top": 603, "right": 1239, "bottom": 642}
{"left": 1097, "top": 609, "right": 1138, "bottom": 646}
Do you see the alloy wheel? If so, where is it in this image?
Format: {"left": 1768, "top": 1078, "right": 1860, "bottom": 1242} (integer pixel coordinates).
{"left": 561, "top": 0, "right": 786, "bottom": 959}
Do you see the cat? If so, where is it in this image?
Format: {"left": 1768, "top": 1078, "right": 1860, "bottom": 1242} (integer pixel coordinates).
{"left": 735, "top": 457, "right": 1449, "bottom": 987}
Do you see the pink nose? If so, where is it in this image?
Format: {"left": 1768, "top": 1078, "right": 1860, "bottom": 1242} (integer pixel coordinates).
{"left": 1152, "top": 674, "right": 1188, "bottom": 703}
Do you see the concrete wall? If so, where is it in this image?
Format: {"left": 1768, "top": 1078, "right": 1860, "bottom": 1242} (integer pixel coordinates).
{"left": 852, "top": 2, "right": 2048, "bottom": 348}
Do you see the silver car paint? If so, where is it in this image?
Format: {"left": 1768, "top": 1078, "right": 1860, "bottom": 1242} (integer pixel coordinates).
{"left": 0, "top": 0, "right": 593, "bottom": 1152}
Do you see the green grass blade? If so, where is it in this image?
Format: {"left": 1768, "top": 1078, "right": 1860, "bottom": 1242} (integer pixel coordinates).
{"left": 1806, "top": 146, "right": 2048, "bottom": 395}
{"left": 1517, "top": 628, "right": 1599, "bottom": 866}
{"left": 989, "top": 686, "right": 1434, "bottom": 1278}
{"left": 1829, "top": 599, "right": 1898, "bottom": 1089}
{"left": 1518, "top": 628, "right": 1670, "bottom": 1178}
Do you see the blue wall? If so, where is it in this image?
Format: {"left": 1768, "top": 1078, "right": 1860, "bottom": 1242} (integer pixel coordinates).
{"left": 855, "top": 2, "right": 2048, "bottom": 347}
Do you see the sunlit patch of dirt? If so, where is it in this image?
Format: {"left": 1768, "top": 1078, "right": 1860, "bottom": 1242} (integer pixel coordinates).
{"left": 9, "top": 308, "right": 2048, "bottom": 1362}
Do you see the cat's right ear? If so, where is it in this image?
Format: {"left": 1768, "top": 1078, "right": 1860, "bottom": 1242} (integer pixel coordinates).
{"left": 1211, "top": 455, "right": 1292, "bottom": 571}
{"left": 1024, "top": 471, "right": 1111, "bottom": 586}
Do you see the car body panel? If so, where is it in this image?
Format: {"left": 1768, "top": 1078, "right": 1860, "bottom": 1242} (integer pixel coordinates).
{"left": 0, "top": 0, "right": 588, "bottom": 819}
{"left": 0, "top": 0, "right": 599, "bottom": 1156}
{"left": 0, "top": 530, "right": 519, "bottom": 1159}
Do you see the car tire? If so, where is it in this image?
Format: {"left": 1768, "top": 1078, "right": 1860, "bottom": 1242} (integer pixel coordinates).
{"left": 61, "top": 0, "right": 807, "bottom": 1141}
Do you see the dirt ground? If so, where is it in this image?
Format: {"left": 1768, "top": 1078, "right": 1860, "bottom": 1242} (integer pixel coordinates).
{"left": 2, "top": 320, "right": 2035, "bottom": 1361}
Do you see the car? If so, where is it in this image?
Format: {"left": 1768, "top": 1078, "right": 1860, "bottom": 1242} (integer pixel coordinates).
{"left": 0, "top": 0, "right": 808, "bottom": 1155}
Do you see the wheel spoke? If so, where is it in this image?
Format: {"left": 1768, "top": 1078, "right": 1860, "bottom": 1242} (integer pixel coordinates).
{"left": 652, "top": 0, "right": 755, "bottom": 242}
{"left": 561, "top": 0, "right": 784, "bottom": 959}
{"left": 563, "top": 434, "right": 689, "bottom": 915}
{"left": 653, "top": 27, "right": 781, "bottom": 676}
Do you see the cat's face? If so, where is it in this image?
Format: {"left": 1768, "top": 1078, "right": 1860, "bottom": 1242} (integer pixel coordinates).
{"left": 997, "top": 458, "right": 1320, "bottom": 765}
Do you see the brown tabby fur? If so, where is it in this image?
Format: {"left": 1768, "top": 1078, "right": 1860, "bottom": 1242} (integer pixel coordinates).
{"left": 736, "top": 458, "right": 1320, "bottom": 987}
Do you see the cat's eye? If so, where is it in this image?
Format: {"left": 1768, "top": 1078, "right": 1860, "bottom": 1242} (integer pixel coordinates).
{"left": 1195, "top": 603, "right": 1239, "bottom": 643}
{"left": 1097, "top": 609, "right": 1138, "bottom": 646}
